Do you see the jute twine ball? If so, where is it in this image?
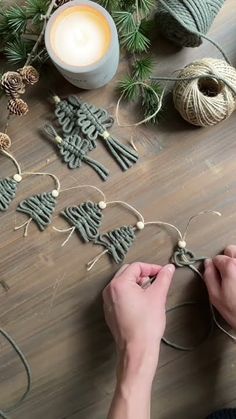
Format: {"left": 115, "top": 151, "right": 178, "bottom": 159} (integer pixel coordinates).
{"left": 156, "top": 0, "right": 224, "bottom": 47}
{"left": 173, "top": 58, "right": 236, "bottom": 127}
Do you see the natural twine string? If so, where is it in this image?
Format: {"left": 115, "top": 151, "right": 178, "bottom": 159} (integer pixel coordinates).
{"left": 115, "top": 82, "right": 165, "bottom": 128}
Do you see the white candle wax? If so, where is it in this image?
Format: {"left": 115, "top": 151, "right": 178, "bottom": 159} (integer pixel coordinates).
{"left": 45, "top": 1, "right": 119, "bottom": 89}
{"left": 51, "top": 6, "right": 111, "bottom": 67}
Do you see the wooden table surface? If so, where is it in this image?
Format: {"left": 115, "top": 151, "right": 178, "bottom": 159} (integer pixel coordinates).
{"left": 1, "top": 2, "right": 236, "bottom": 418}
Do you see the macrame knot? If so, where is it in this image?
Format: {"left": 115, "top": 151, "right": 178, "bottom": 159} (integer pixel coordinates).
{"left": 172, "top": 247, "right": 197, "bottom": 268}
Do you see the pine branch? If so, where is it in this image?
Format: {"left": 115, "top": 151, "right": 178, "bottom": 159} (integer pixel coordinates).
{"left": 5, "top": 5, "right": 28, "bottom": 34}
{"left": 121, "top": 28, "right": 150, "bottom": 53}
{"left": 133, "top": 56, "right": 154, "bottom": 80}
{"left": 113, "top": 11, "right": 136, "bottom": 33}
{"left": 141, "top": 81, "right": 164, "bottom": 123}
{"left": 26, "top": 0, "right": 51, "bottom": 24}
{"left": 5, "top": 38, "right": 34, "bottom": 65}
{"left": 118, "top": 76, "right": 139, "bottom": 101}
{"left": 96, "top": 0, "right": 121, "bottom": 12}
{"left": 137, "top": 0, "right": 155, "bottom": 15}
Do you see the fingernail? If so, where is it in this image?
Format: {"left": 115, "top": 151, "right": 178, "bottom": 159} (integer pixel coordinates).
{"left": 204, "top": 259, "right": 212, "bottom": 268}
{"left": 166, "top": 264, "right": 175, "bottom": 273}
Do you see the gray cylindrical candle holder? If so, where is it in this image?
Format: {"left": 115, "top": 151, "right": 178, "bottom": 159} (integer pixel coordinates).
{"left": 45, "top": 0, "right": 119, "bottom": 89}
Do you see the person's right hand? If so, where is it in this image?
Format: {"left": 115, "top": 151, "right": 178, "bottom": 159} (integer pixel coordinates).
{"left": 204, "top": 245, "right": 236, "bottom": 330}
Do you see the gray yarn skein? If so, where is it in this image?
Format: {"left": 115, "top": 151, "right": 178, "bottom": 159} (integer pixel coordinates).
{"left": 0, "top": 178, "right": 18, "bottom": 211}
{"left": 17, "top": 192, "right": 57, "bottom": 231}
{"left": 62, "top": 201, "right": 103, "bottom": 242}
{"left": 157, "top": 0, "right": 225, "bottom": 48}
{"left": 95, "top": 225, "right": 136, "bottom": 263}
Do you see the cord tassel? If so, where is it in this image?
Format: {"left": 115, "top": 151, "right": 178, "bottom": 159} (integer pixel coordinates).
{"left": 102, "top": 134, "right": 139, "bottom": 170}
{"left": 83, "top": 155, "right": 109, "bottom": 181}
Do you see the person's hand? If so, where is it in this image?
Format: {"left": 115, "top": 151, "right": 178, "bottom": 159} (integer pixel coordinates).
{"left": 103, "top": 262, "right": 175, "bottom": 381}
{"left": 204, "top": 245, "right": 236, "bottom": 330}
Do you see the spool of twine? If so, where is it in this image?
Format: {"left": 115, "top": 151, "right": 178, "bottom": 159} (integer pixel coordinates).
{"left": 173, "top": 58, "right": 236, "bottom": 127}
{"left": 156, "top": 0, "right": 225, "bottom": 48}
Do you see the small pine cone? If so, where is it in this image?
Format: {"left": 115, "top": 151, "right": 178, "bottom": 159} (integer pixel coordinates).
{"left": 0, "top": 133, "right": 11, "bottom": 150}
{"left": 18, "top": 66, "right": 39, "bottom": 85}
{"left": 8, "top": 98, "right": 29, "bottom": 116}
{"left": 1, "top": 71, "right": 25, "bottom": 98}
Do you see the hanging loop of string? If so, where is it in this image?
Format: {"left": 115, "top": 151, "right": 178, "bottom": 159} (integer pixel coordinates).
{"left": 0, "top": 150, "right": 22, "bottom": 175}
{"left": 115, "top": 82, "right": 165, "bottom": 127}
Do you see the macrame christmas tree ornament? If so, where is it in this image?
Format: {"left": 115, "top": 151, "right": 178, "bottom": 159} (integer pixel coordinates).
{"left": 59, "top": 201, "right": 104, "bottom": 246}
{"left": 53, "top": 95, "right": 80, "bottom": 136}
{"left": 16, "top": 190, "right": 59, "bottom": 236}
{"left": 70, "top": 95, "right": 139, "bottom": 171}
{"left": 44, "top": 124, "right": 109, "bottom": 181}
{"left": 0, "top": 177, "right": 21, "bottom": 211}
{"left": 94, "top": 225, "right": 136, "bottom": 264}
{"left": 51, "top": 95, "right": 139, "bottom": 171}
{"left": 0, "top": 145, "right": 23, "bottom": 212}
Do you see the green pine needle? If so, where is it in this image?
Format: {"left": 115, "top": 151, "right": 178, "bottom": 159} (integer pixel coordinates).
{"left": 5, "top": 38, "right": 34, "bottom": 65}
{"left": 133, "top": 56, "right": 154, "bottom": 80}
{"left": 141, "top": 81, "right": 164, "bottom": 123}
{"left": 121, "top": 29, "right": 150, "bottom": 53}
{"left": 113, "top": 11, "right": 136, "bottom": 33}
{"left": 5, "top": 6, "right": 28, "bottom": 34}
{"left": 118, "top": 76, "right": 139, "bottom": 101}
{"left": 26, "top": 0, "right": 50, "bottom": 24}
{"left": 96, "top": 0, "right": 121, "bottom": 12}
{"left": 137, "top": 0, "right": 155, "bottom": 14}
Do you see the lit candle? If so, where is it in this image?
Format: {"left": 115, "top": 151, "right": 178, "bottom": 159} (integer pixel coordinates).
{"left": 45, "top": 0, "right": 119, "bottom": 89}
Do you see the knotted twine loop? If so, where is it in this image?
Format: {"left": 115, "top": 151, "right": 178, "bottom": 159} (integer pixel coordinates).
{"left": 115, "top": 82, "right": 165, "bottom": 128}
{"left": 151, "top": 58, "right": 236, "bottom": 127}
{"left": 0, "top": 328, "right": 32, "bottom": 418}
{"left": 156, "top": 0, "right": 228, "bottom": 61}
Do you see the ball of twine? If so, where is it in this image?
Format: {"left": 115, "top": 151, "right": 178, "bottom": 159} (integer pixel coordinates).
{"left": 156, "top": 0, "right": 224, "bottom": 47}
{"left": 173, "top": 58, "right": 236, "bottom": 127}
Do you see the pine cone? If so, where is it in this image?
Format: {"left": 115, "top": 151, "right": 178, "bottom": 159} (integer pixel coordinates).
{"left": 8, "top": 98, "right": 29, "bottom": 116}
{"left": 0, "top": 133, "right": 11, "bottom": 150}
{"left": 1, "top": 71, "right": 25, "bottom": 98}
{"left": 18, "top": 66, "right": 39, "bottom": 85}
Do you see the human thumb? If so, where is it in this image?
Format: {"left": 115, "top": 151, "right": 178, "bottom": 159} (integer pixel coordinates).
{"left": 149, "top": 264, "right": 175, "bottom": 302}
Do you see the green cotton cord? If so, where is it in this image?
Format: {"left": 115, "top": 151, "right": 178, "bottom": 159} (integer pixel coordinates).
{"left": 157, "top": 0, "right": 229, "bottom": 63}
{"left": 162, "top": 301, "right": 214, "bottom": 351}
{"left": 150, "top": 74, "right": 236, "bottom": 96}
{"left": 55, "top": 98, "right": 78, "bottom": 135}
{"left": 0, "top": 328, "right": 32, "bottom": 418}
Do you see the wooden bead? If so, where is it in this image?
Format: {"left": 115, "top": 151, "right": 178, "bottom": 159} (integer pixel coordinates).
{"left": 178, "top": 240, "right": 186, "bottom": 249}
{"left": 136, "top": 221, "right": 145, "bottom": 230}
{"left": 52, "top": 189, "right": 59, "bottom": 198}
{"left": 98, "top": 201, "right": 107, "bottom": 210}
{"left": 13, "top": 174, "right": 22, "bottom": 182}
